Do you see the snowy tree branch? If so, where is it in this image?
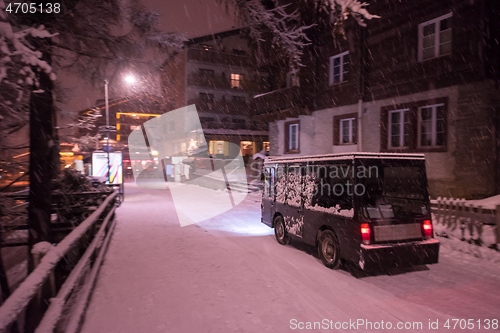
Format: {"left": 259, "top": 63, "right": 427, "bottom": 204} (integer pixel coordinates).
{"left": 1, "top": 2, "right": 57, "bottom": 148}
{"left": 229, "top": 0, "right": 378, "bottom": 68}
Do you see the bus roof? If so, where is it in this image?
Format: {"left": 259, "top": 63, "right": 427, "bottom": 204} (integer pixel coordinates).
{"left": 264, "top": 152, "right": 425, "bottom": 165}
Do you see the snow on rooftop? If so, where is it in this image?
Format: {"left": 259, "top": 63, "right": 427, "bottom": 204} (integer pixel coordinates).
{"left": 265, "top": 152, "right": 425, "bottom": 164}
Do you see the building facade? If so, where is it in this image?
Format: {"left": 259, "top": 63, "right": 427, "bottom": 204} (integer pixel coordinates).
{"left": 162, "top": 29, "right": 271, "bottom": 160}
{"left": 263, "top": 0, "right": 500, "bottom": 199}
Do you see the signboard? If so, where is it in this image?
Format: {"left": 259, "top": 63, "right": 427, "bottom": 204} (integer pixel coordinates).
{"left": 92, "top": 151, "right": 123, "bottom": 184}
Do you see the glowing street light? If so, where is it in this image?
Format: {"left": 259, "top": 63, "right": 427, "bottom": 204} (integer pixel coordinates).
{"left": 124, "top": 74, "right": 136, "bottom": 85}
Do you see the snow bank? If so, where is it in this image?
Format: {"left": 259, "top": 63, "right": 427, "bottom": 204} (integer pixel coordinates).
{"left": 434, "top": 223, "right": 500, "bottom": 263}
{"left": 468, "top": 194, "right": 500, "bottom": 210}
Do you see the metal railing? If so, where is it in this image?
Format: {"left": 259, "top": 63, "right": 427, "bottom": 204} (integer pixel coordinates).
{"left": 431, "top": 197, "right": 500, "bottom": 249}
{"left": 0, "top": 191, "right": 118, "bottom": 333}
{"left": 187, "top": 98, "right": 251, "bottom": 115}
{"left": 252, "top": 86, "right": 300, "bottom": 115}
{"left": 187, "top": 49, "right": 254, "bottom": 68}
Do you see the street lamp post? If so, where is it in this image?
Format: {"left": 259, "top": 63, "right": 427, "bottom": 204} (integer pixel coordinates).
{"left": 104, "top": 79, "right": 110, "bottom": 183}
{"left": 102, "top": 74, "right": 135, "bottom": 184}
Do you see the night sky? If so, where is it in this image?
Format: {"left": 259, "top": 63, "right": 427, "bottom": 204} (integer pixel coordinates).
{"left": 60, "top": 0, "right": 237, "bottom": 128}
{"left": 143, "top": 0, "right": 237, "bottom": 38}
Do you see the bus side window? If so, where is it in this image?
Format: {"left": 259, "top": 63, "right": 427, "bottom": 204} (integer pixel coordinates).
{"left": 311, "top": 164, "right": 353, "bottom": 211}
{"left": 269, "top": 168, "right": 275, "bottom": 199}
{"left": 330, "top": 174, "right": 353, "bottom": 210}
{"left": 264, "top": 168, "right": 270, "bottom": 197}
{"left": 264, "top": 167, "right": 276, "bottom": 199}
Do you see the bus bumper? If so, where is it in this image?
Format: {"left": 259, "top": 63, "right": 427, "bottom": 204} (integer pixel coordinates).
{"left": 359, "top": 238, "right": 439, "bottom": 270}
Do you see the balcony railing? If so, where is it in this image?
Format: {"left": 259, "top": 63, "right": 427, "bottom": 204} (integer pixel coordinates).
{"left": 187, "top": 49, "right": 254, "bottom": 68}
{"left": 188, "top": 73, "right": 231, "bottom": 90}
{"left": 187, "top": 73, "right": 270, "bottom": 93}
{"left": 200, "top": 121, "right": 249, "bottom": 130}
{"left": 187, "top": 98, "right": 252, "bottom": 115}
{"left": 253, "top": 86, "right": 300, "bottom": 114}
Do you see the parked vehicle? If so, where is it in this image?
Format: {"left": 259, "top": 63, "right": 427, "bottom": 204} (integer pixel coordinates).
{"left": 261, "top": 153, "right": 439, "bottom": 271}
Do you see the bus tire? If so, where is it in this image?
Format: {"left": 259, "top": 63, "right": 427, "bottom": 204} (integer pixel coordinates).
{"left": 318, "top": 230, "right": 340, "bottom": 269}
{"left": 274, "top": 215, "right": 290, "bottom": 245}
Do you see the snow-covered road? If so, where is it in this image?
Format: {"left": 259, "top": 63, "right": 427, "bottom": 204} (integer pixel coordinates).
{"left": 81, "top": 183, "right": 500, "bottom": 332}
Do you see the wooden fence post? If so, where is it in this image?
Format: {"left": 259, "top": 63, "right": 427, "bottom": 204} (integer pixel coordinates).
{"left": 458, "top": 200, "right": 465, "bottom": 240}
{"left": 467, "top": 203, "right": 474, "bottom": 242}
{"left": 436, "top": 196, "right": 442, "bottom": 225}
{"left": 444, "top": 198, "right": 452, "bottom": 229}
{"left": 449, "top": 199, "right": 458, "bottom": 231}
{"left": 458, "top": 201, "right": 464, "bottom": 240}
{"left": 475, "top": 205, "right": 483, "bottom": 245}
{"left": 496, "top": 205, "right": 500, "bottom": 250}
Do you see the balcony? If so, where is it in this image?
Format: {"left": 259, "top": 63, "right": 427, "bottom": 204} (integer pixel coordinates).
{"left": 188, "top": 73, "right": 230, "bottom": 90}
{"left": 252, "top": 86, "right": 300, "bottom": 115}
{"left": 200, "top": 121, "right": 248, "bottom": 131}
{"left": 187, "top": 98, "right": 252, "bottom": 115}
{"left": 187, "top": 73, "right": 270, "bottom": 93}
{"left": 187, "top": 49, "right": 254, "bottom": 68}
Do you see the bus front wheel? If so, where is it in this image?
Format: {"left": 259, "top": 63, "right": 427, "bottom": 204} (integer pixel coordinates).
{"left": 274, "top": 216, "right": 290, "bottom": 245}
{"left": 318, "top": 230, "right": 340, "bottom": 269}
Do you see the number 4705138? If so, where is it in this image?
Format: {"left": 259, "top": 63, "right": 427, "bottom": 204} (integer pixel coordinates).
{"left": 5, "top": 2, "right": 61, "bottom": 14}
{"left": 443, "top": 319, "right": 498, "bottom": 330}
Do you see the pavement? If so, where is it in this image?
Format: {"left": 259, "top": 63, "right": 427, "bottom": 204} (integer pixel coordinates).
{"left": 81, "top": 183, "right": 500, "bottom": 333}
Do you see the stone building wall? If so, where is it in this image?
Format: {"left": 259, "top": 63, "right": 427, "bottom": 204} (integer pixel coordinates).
{"left": 268, "top": 122, "right": 279, "bottom": 156}
{"left": 452, "top": 81, "right": 500, "bottom": 198}
{"left": 269, "top": 82, "right": 499, "bottom": 199}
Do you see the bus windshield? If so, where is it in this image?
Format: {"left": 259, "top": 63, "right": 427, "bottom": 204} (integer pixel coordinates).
{"left": 357, "top": 163, "right": 429, "bottom": 219}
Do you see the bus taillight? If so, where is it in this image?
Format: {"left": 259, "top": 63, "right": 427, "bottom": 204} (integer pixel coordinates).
{"left": 361, "top": 223, "right": 371, "bottom": 244}
{"left": 423, "top": 219, "right": 433, "bottom": 238}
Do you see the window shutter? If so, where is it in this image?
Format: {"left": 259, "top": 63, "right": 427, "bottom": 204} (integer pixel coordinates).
{"left": 333, "top": 118, "right": 339, "bottom": 145}
{"left": 285, "top": 123, "right": 290, "bottom": 152}
{"left": 352, "top": 119, "right": 357, "bottom": 144}
{"left": 329, "top": 57, "right": 333, "bottom": 86}
{"left": 296, "top": 123, "right": 300, "bottom": 151}
{"left": 380, "top": 108, "right": 388, "bottom": 151}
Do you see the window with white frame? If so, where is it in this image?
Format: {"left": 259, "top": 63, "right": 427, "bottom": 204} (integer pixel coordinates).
{"left": 231, "top": 73, "right": 244, "bottom": 89}
{"left": 289, "top": 123, "right": 299, "bottom": 151}
{"left": 419, "top": 104, "right": 445, "bottom": 147}
{"left": 388, "top": 109, "right": 411, "bottom": 148}
{"left": 340, "top": 118, "right": 356, "bottom": 144}
{"left": 418, "top": 13, "right": 452, "bottom": 62}
{"left": 329, "top": 51, "right": 349, "bottom": 85}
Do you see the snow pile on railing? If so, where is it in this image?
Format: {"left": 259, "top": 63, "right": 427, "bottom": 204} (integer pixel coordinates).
{"left": 0, "top": 192, "right": 117, "bottom": 331}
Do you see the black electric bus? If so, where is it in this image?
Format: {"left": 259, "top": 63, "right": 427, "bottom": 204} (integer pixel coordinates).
{"left": 261, "top": 153, "right": 439, "bottom": 270}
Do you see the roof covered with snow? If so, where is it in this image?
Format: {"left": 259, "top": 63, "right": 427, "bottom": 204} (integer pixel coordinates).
{"left": 264, "top": 152, "right": 426, "bottom": 164}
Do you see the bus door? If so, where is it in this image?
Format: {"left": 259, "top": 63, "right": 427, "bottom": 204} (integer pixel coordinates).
{"left": 262, "top": 166, "right": 275, "bottom": 226}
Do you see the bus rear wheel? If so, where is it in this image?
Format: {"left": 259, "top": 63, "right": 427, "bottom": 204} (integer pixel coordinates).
{"left": 274, "top": 216, "right": 290, "bottom": 245}
{"left": 318, "top": 230, "right": 340, "bottom": 269}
